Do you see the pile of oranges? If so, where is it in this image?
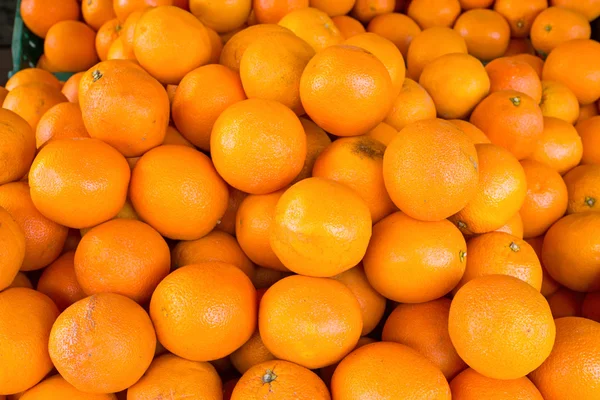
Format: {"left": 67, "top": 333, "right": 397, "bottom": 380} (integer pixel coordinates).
{"left": 1, "top": 0, "right": 600, "bottom": 398}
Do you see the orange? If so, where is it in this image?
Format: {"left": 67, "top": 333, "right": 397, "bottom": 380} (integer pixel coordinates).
{"left": 240, "top": 33, "right": 315, "bottom": 115}
{"left": 531, "top": 6, "right": 591, "bottom": 57}
{"left": 20, "top": 0, "right": 79, "bottom": 38}
{"left": 253, "top": 0, "right": 308, "bottom": 24}
{"left": 495, "top": 212, "right": 525, "bottom": 238}
{"left": 251, "top": 267, "right": 291, "bottom": 289}
{"left": 407, "top": 0, "right": 461, "bottom": 29}
{"left": 162, "top": 125, "right": 193, "bottom": 147}
{"left": 582, "top": 292, "right": 600, "bottom": 322}
{"left": 28, "top": 138, "right": 130, "bottom": 229}
{"left": 36, "top": 251, "right": 85, "bottom": 311}
{"left": 236, "top": 190, "right": 287, "bottom": 272}
{"left": 78, "top": 198, "right": 140, "bottom": 237}
{"left": 383, "top": 119, "right": 479, "bottom": 221}
{"left": 113, "top": 0, "right": 174, "bottom": 22}
{"left": 543, "top": 212, "right": 600, "bottom": 292}
{"left": 454, "top": 9, "right": 511, "bottom": 61}
{"left": 5, "top": 68, "right": 61, "bottom": 91}
{"left": 577, "top": 116, "right": 600, "bottom": 165}
{"left": 44, "top": 21, "right": 99, "bottom": 73}
{"left": 214, "top": 186, "right": 247, "bottom": 235}
{"left": 407, "top": 27, "right": 468, "bottom": 81}
{"left": 384, "top": 78, "right": 436, "bottom": 131}
{"left": 351, "top": 0, "right": 394, "bottom": 23}
{"left": 171, "top": 230, "right": 255, "bottom": 279}
{"left": 542, "top": 39, "right": 600, "bottom": 105}
{"left": 579, "top": 102, "right": 599, "bottom": 124}
{"left": 231, "top": 360, "right": 330, "bottom": 400}
{"left": 332, "top": 265, "right": 387, "bottom": 336}
{"left": 0, "top": 207, "right": 25, "bottom": 291}
{"left": 270, "top": 178, "right": 371, "bottom": 277}
{"left": 504, "top": 38, "right": 536, "bottom": 56}
{"left": 510, "top": 53, "right": 544, "bottom": 78}
{"left": 95, "top": 19, "right": 121, "bottom": 61}
{"left": 127, "top": 354, "right": 222, "bottom": 399}
{"left": 470, "top": 90, "right": 544, "bottom": 160}
{"left": 35, "top": 54, "right": 61, "bottom": 73}
{"left": 150, "top": 262, "right": 256, "bottom": 361}
{"left": 2, "top": 83, "right": 67, "bottom": 131}
{"left": 278, "top": 7, "right": 343, "bottom": 52}
{"left": 0, "top": 288, "right": 59, "bottom": 395}
{"left": 363, "top": 212, "right": 466, "bottom": 303}
{"left": 172, "top": 64, "right": 246, "bottom": 151}
{"left": 459, "top": 0, "right": 494, "bottom": 8}
{"left": 564, "top": 165, "right": 600, "bottom": 214}
{"left": 106, "top": 38, "right": 136, "bottom": 60}
{"left": 485, "top": 57, "right": 543, "bottom": 104}
{"left": 364, "top": 122, "right": 397, "bottom": 146}
{"left": 83, "top": 0, "right": 116, "bottom": 30}
{"left": 0, "top": 182, "right": 68, "bottom": 271}
{"left": 119, "top": 10, "right": 142, "bottom": 53}
{"left": 551, "top": 0, "right": 600, "bottom": 21}
{"left": 0, "top": 109, "right": 35, "bottom": 185}
{"left": 21, "top": 376, "right": 117, "bottom": 400}
{"left": 449, "top": 274, "right": 555, "bottom": 379}
{"left": 450, "top": 368, "right": 544, "bottom": 400}
{"left": 519, "top": 159, "right": 568, "bottom": 238}
{"left": 528, "top": 117, "right": 582, "bottom": 174}
{"left": 448, "top": 120, "right": 491, "bottom": 144}
{"left": 319, "top": 337, "right": 376, "bottom": 388}
{"left": 259, "top": 275, "right": 362, "bottom": 368}
{"left": 382, "top": 298, "right": 467, "bottom": 380}
{"left": 35, "top": 102, "right": 89, "bottom": 149}
{"left": 61, "top": 72, "right": 84, "bottom": 103}
{"left": 525, "top": 235, "right": 561, "bottom": 297}
{"left": 206, "top": 27, "right": 223, "bottom": 63}
{"left": 419, "top": 53, "right": 490, "bottom": 119}
{"left": 133, "top": 6, "right": 212, "bottom": 84}
{"left": 230, "top": 331, "right": 275, "bottom": 374}
{"left": 309, "top": 0, "right": 354, "bottom": 16}
{"left": 312, "top": 136, "right": 395, "bottom": 223}
{"left": 367, "top": 13, "right": 421, "bottom": 58}
{"left": 530, "top": 317, "right": 600, "bottom": 399}
{"left": 130, "top": 145, "right": 228, "bottom": 240}
{"left": 300, "top": 44, "right": 393, "bottom": 137}
{"left": 49, "top": 293, "right": 156, "bottom": 393}
{"left": 332, "top": 342, "right": 451, "bottom": 399}
{"left": 539, "top": 80, "right": 581, "bottom": 124}
{"left": 332, "top": 15, "right": 365, "bottom": 38}
{"left": 494, "top": 0, "right": 548, "bottom": 38}
{"left": 189, "top": 0, "right": 251, "bottom": 33}
{"left": 456, "top": 232, "right": 543, "bottom": 292}
{"left": 293, "top": 118, "right": 332, "bottom": 182}
{"left": 547, "top": 287, "right": 584, "bottom": 318}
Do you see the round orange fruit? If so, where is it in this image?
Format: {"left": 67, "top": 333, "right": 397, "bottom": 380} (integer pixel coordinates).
{"left": 0, "top": 207, "right": 25, "bottom": 291}
{"left": 0, "top": 109, "right": 35, "bottom": 185}
{"left": 530, "top": 6, "right": 591, "bottom": 57}
{"left": 277, "top": 7, "right": 343, "bottom": 52}
{"left": 454, "top": 9, "right": 511, "bottom": 61}
{"left": 527, "top": 116, "right": 582, "bottom": 174}
{"left": 564, "top": 164, "right": 600, "bottom": 214}
{"left": 36, "top": 251, "right": 86, "bottom": 311}
{"left": 450, "top": 368, "right": 543, "bottom": 400}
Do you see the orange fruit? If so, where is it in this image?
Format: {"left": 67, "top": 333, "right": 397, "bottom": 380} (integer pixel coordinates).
{"left": 28, "top": 138, "right": 130, "bottom": 229}
{"left": 494, "top": 0, "right": 548, "bottom": 38}
{"left": 20, "top": 0, "right": 79, "bottom": 38}
{"left": 332, "top": 342, "right": 451, "bottom": 399}
{"left": 44, "top": 21, "right": 99, "bottom": 73}
{"left": 367, "top": 13, "right": 421, "bottom": 58}
{"left": 162, "top": 125, "right": 194, "bottom": 147}
{"left": 36, "top": 251, "right": 85, "bottom": 311}
{"left": 453, "top": 9, "right": 511, "bottom": 61}
{"left": 450, "top": 368, "right": 543, "bottom": 400}
{"left": 270, "top": 178, "right": 372, "bottom": 277}
{"left": 83, "top": 0, "right": 116, "bottom": 31}
{"left": 309, "top": 0, "right": 354, "bottom": 16}
{"left": 133, "top": 6, "right": 211, "bottom": 84}
{"left": 485, "top": 57, "right": 543, "bottom": 104}
{"left": 5, "top": 68, "right": 61, "bottom": 91}
{"left": 150, "top": 262, "right": 256, "bottom": 361}
{"left": 35, "top": 102, "right": 89, "bottom": 149}
{"left": 319, "top": 337, "right": 376, "bottom": 388}
{"left": 539, "top": 80, "right": 581, "bottom": 124}
{"left": 519, "top": 159, "right": 568, "bottom": 238}
{"left": 364, "top": 122, "right": 398, "bottom": 146}
{"left": 0, "top": 109, "right": 35, "bottom": 185}
{"left": 529, "top": 317, "right": 600, "bottom": 399}
{"left": 119, "top": 10, "right": 142, "bottom": 53}
{"left": 277, "top": 7, "right": 343, "bottom": 52}
{"left": 551, "top": 0, "right": 600, "bottom": 21}
{"left": 547, "top": 287, "right": 584, "bottom": 318}
{"left": 172, "top": 64, "right": 246, "bottom": 151}
{"left": 504, "top": 38, "right": 536, "bottom": 56}
{"left": 407, "top": 0, "right": 461, "bottom": 29}
{"left": 384, "top": 78, "right": 436, "bottom": 131}
{"left": 49, "top": 293, "right": 156, "bottom": 393}
{"left": 95, "top": 19, "right": 121, "bottom": 61}
{"left": 449, "top": 274, "right": 555, "bottom": 379}
{"left": 531, "top": 6, "right": 591, "bottom": 57}
{"left": 542, "top": 39, "right": 600, "bottom": 105}
{"left": 78, "top": 198, "right": 140, "bottom": 237}
{"left": 383, "top": 119, "right": 479, "bottom": 221}
{"left": 106, "top": 38, "right": 136, "bottom": 60}
{"left": 211, "top": 99, "right": 306, "bottom": 194}
{"left": 253, "top": 0, "right": 308, "bottom": 24}
{"left": 214, "top": 186, "right": 247, "bottom": 236}
{"left": 259, "top": 275, "right": 362, "bottom": 368}
{"left": 0, "top": 207, "right": 25, "bottom": 291}
{"left": 293, "top": 118, "right": 332, "bottom": 182}
{"left": 332, "top": 15, "right": 365, "bottom": 38}
{"left": 582, "top": 292, "right": 600, "bottom": 322}
{"left": 351, "top": 0, "right": 395, "bottom": 23}
{"left": 528, "top": 117, "right": 582, "bottom": 175}
{"left": 35, "top": 54, "right": 61, "bottom": 73}
{"left": 240, "top": 32, "right": 315, "bottom": 115}
{"left": 113, "top": 0, "right": 174, "bottom": 22}
{"left": 495, "top": 212, "right": 525, "bottom": 238}
{"left": 0, "top": 182, "right": 68, "bottom": 271}
{"left": 127, "top": 353, "right": 222, "bottom": 399}
{"left": 407, "top": 27, "right": 468, "bottom": 81}
{"left": 577, "top": 116, "right": 600, "bottom": 165}
{"left": 363, "top": 212, "right": 466, "bottom": 303}
{"left": 312, "top": 136, "right": 395, "bottom": 223}
{"left": 21, "top": 375, "right": 117, "bottom": 400}
{"left": 231, "top": 360, "right": 330, "bottom": 400}
{"left": 564, "top": 164, "right": 600, "bottom": 214}
{"left": 578, "top": 102, "right": 599, "bottom": 124}
{"left": 382, "top": 298, "right": 467, "bottom": 380}
{"left": 300, "top": 44, "right": 393, "bottom": 137}
{"left": 2, "top": 83, "right": 67, "bottom": 131}
{"left": 510, "top": 53, "right": 544, "bottom": 77}
{"left": 251, "top": 267, "right": 291, "bottom": 289}
{"left": 419, "top": 53, "right": 490, "bottom": 119}
{"left": 0, "top": 288, "right": 59, "bottom": 395}
{"left": 230, "top": 331, "right": 275, "bottom": 374}
{"left": 189, "top": 0, "right": 251, "bottom": 33}
{"left": 448, "top": 119, "right": 491, "bottom": 144}
{"left": 470, "top": 90, "right": 544, "bottom": 160}
{"left": 459, "top": 0, "right": 494, "bottom": 8}
{"left": 61, "top": 72, "right": 84, "bottom": 103}
{"left": 205, "top": 27, "right": 223, "bottom": 63}
{"left": 525, "top": 235, "right": 561, "bottom": 297}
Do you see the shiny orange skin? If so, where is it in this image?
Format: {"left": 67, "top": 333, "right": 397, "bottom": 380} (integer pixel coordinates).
{"left": 119, "top": 10, "right": 142, "bottom": 53}
{"left": 0, "top": 109, "right": 35, "bottom": 185}
{"left": 29, "top": 138, "right": 130, "bottom": 229}
{"left": 470, "top": 90, "right": 544, "bottom": 160}
{"left": 5, "top": 68, "right": 61, "bottom": 91}
{"left": 0, "top": 207, "right": 25, "bottom": 291}
{"left": 150, "top": 262, "right": 256, "bottom": 361}
{"left": 172, "top": 64, "right": 246, "bottom": 151}
{"left": 576, "top": 116, "right": 600, "bottom": 165}
{"left": 319, "top": 337, "right": 376, "bottom": 388}
{"left": 230, "top": 331, "right": 275, "bottom": 374}
{"left": 407, "top": 0, "right": 461, "bottom": 29}
{"left": 83, "top": 0, "right": 116, "bottom": 31}
{"left": 363, "top": 211, "right": 467, "bottom": 303}
{"left": 547, "top": 287, "right": 584, "bottom": 318}
{"left": 494, "top": 0, "right": 548, "bottom": 38}
{"left": 364, "top": 122, "right": 398, "bottom": 146}
{"left": 384, "top": 78, "right": 436, "bottom": 131}
{"left": 21, "top": 376, "right": 117, "bottom": 400}
{"left": 61, "top": 72, "right": 84, "bottom": 103}
{"left": 189, "top": 0, "right": 251, "bottom": 33}
{"left": 49, "top": 293, "right": 156, "bottom": 394}
{"left": 540, "top": 80, "right": 580, "bottom": 124}
{"left": 495, "top": 212, "right": 525, "bottom": 238}
{"left": 35, "top": 102, "right": 89, "bottom": 149}
{"left": 206, "top": 27, "right": 223, "bottom": 63}
{"left": 525, "top": 235, "right": 560, "bottom": 297}
{"left": 382, "top": 298, "right": 467, "bottom": 380}
{"left": 529, "top": 317, "right": 600, "bottom": 399}
{"left": 407, "top": 27, "right": 468, "bottom": 81}
{"left": 531, "top": 7, "right": 591, "bottom": 57}
{"left": 106, "top": 38, "right": 136, "bottom": 60}
{"left": 582, "top": 292, "right": 600, "bottom": 322}
{"left": 551, "top": 0, "right": 600, "bottom": 21}
{"left": 448, "top": 120, "right": 491, "bottom": 144}
{"left": 528, "top": 117, "right": 582, "bottom": 175}
{"left": 367, "top": 13, "right": 421, "bottom": 58}
{"left": 20, "top": 0, "right": 79, "bottom": 38}
{"left": 454, "top": 9, "right": 511, "bottom": 61}
{"left": 44, "top": 21, "right": 99, "bottom": 73}
{"left": 383, "top": 119, "right": 479, "bottom": 221}
{"left": 351, "top": 0, "right": 394, "bottom": 23}
{"left": 579, "top": 103, "right": 600, "bottom": 124}
{"left": 519, "top": 159, "right": 568, "bottom": 238}
{"left": 259, "top": 275, "right": 362, "bottom": 369}
{"left": 36, "top": 251, "right": 85, "bottom": 311}
{"left": 253, "top": 0, "right": 308, "bottom": 24}
{"left": 450, "top": 368, "right": 543, "bottom": 400}
{"left": 0, "top": 288, "right": 59, "bottom": 395}
{"left": 130, "top": 145, "right": 228, "bottom": 240}
{"left": 113, "top": 0, "right": 174, "bottom": 22}
{"left": 293, "top": 118, "right": 332, "bottom": 182}
{"left": 95, "top": 19, "right": 121, "bottom": 61}
{"left": 332, "top": 15, "right": 365, "bottom": 38}
{"left": 485, "top": 57, "right": 543, "bottom": 104}
{"left": 309, "top": 0, "right": 354, "bottom": 16}
{"left": 332, "top": 342, "right": 451, "bottom": 400}
{"left": 504, "top": 38, "right": 536, "bottom": 56}
{"left": 564, "top": 165, "right": 600, "bottom": 214}
{"left": 459, "top": 0, "right": 494, "bottom": 8}
{"left": 278, "top": 7, "right": 343, "bottom": 52}
{"left": 214, "top": 186, "right": 247, "bottom": 235}
{"left": 2, "top": 83, "right": 67, "bottom": 131}
{"left": 449, "top": 275, "right": 556, "bottom": 379}
{"left": 0, "top": 182, "right": 68, "bottom": 271}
